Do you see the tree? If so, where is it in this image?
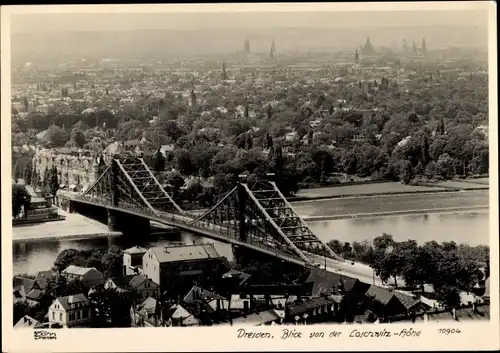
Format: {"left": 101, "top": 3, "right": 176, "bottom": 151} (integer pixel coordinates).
{"left": 70, "top": 128, "right": 87, "bottom": 148}
{"left": 12, "top": 184, "right": 31, "bottom": 218}
{"left": 436, "top": 153, "right": 455, "bottom": 179}
{"left": 45, "top": 125, "right": 69, "bottom": 147}
{"left": 174, "top": 148, "right": 194, "bottom": 175}
{"left": 53, "top": 249, "right": 84, "bottom": 272}
{"left": 152, "top": 149, "right": 166, "bottom": 173}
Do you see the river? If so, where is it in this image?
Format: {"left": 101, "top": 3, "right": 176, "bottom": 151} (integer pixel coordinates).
{"left": 12, "top": 191, "right": 490, "bottom": 275}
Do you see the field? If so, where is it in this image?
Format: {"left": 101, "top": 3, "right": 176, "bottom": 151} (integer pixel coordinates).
{"left": 292, "top": 190, "right": 489, "bottom": 218}
{"left": 295, "top": 182, "right": 447, "bottom": 199}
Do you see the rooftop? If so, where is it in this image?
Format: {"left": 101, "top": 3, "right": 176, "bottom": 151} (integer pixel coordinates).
{"left": 55, "top": 293, "right": 89, "bottom": 311}
{"left": 124, "top": 246, "right": 148, "bottom": 255}
{"left": 62, "top": 265, "right": 98, "bottom": 276}
{"left": 149, "top": 243, "right": 221, "bottom": 263}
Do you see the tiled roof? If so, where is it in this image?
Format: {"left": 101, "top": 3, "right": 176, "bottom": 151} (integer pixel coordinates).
{"left": 108, "top": 276, "right": 134, "bottom": 290}
{"left": 366, "top": 285, "right": 397, "bottom": 306}
{"left": 129, "top": 274, "right": 150, "bottom": 289}
{"left": 26, "top": 289, "right": 44, "bottom": 301}
{"left": 55, "top": 293, "right": 89, "bottom": 311}
{"left": 169, "top": 304, "right": 192, "bottom": 320}
{"left": 394, "top": 292, "right": 423, "bottom": 310}
{"left": 183, "top": 286, "right": 226, "bottom": 304}
{"left": 149, "top": 244, "right": 221, "bottom": 263}
{"left": 14, "top": 315, "right": 41, "bottom": 329}
{"left": 13, "top": 277, "right": 36, "bottom": 293}
{"left": 306, "top": 268, "right": 368, "bottom": 297}
{"left": 232, "top": 309, "right": 281, "bottom": 325}
{"left": 124, "top": 246, "right": 148, "bottom": 255}
{"left": 138, "top": 297, "right": 157, "bottom": 315}
{"left": 287, "top": 296, "right": 337, "bottom": 317}
{"left": 35, "top": 270, "right": 57, "bottom": 291}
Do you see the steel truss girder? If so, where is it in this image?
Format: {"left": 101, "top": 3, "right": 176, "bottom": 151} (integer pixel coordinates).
{"left": 76, "top": 157, "right": 182, "bottom": 215}
{"left": 247, "top": 180, "right": 344, "bottom": 262}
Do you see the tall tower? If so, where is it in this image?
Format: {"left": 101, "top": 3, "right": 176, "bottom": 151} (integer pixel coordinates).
{"left": 244, "top": 38, "right": 251, "bottom": 55}
{"left": 402, "top": 39, "right": 408, "bottom": 54}
{"left": 354, "top": 49, "right": 360, "bottom": 65}
{"left": 221, "top": 62, "right": 228, "bottom": 80}
{"left": 421, "top": 38, "right": 428, "bottom": 57}
{"left": 270, "top": 40, "right": 276, "bottom": 60}
{"left": 412, "top": 40, "right": 418, "bottom": 56}
{"left": 190, "top": 89, "right": 197, "bottom": 107}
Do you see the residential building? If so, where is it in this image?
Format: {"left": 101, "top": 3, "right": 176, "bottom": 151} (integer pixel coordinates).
{"left": 285, "top": 296, "right": 341, "bottom": 324}
{"left": 141, "top": 243, "right": 231, "bottom": 295}
{"left": 123, "top": 246, "right": 148, "bottom": 276}
{"left": 48, "top": 294, "right": 92, "bottom": 328}
{"left": 61, "top": 265, "right": 104, "bottom": 289}
{"left": 34, "top": 270, "right": 57, "bottom": 291}
{"left": 13, "top": 277, "right": 41, "bottom": 305}
{"left": 105, "top": 274, "right": 160, "bottom": 301}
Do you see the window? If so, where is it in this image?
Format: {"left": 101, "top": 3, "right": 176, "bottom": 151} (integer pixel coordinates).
{"left": 82, "top": 309, "right": 89, "bottom": 319}
{"left": 52, "top": 312, "right": 55, "bottom": 320}
{"left": 77, "top": 311, "right": 81, "bottom": 320}
{"left": 59, "top": 313, "right": 63, "bottom": 321}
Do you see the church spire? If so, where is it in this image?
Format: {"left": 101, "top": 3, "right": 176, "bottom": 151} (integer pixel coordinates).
{"left": 270, "top": 40, "right": 276, "bottom": 60}
{"left": 421, "top": 38, "right": 427, "bottom": 57}
{"left": 354, "top": 49, "right": 360, "bottom": 65}
{"left": 244, "top": 38, "right": 251, "bottom": 54}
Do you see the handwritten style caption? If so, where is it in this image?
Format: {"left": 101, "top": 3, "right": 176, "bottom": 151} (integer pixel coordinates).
{"left": 237, "top": 327, "right": 461, "bottom": 340}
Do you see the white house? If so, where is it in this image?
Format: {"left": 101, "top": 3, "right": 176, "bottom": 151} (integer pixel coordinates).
{"left": 48, "top": 294, "right": 92, "bottom": 328}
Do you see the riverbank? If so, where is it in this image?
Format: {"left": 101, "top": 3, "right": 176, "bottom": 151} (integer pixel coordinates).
{"left": 293, "top": 189, "right": 488, "bottom": 219}
{"left": 12, "top": 209, "right": 122, "bottom": 243}
{"left": 303, "top": 205, "right": 489, "bottom": 222}
{"left": 291, "top": 180, "right": 489, "bottom": 202}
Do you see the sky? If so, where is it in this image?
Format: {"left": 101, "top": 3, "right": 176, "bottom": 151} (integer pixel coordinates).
{"left": 10, "top": 7, "right": 488, "bottom": 34}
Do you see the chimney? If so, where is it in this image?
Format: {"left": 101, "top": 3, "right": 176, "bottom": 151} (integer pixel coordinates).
{"left": 452, "top": 308, "right": 457, "bottom": 320}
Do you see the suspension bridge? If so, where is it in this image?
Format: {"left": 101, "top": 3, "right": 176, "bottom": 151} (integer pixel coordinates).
{"left": 66, "top": 155, "right": 378, "bottom": 282}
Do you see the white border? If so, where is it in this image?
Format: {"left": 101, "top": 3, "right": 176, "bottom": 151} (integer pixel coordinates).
{"left": 2, "top": 2, "right": 498, "bottom": 352}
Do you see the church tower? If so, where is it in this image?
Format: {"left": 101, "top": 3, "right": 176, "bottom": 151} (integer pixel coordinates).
{"left": 270, "top": 40, "right": 276, "bottom": 60}
{"left": 354, "top": 49, "right": 360, "bottom": 65}
{"left": 221, "top": 62, "right": 228, "bottom": 80}
{"left": 244, "top": 38, "right": 251, "bottom": 55}
{"left": 421, "top": 38, "right": 428, "bottom": 57}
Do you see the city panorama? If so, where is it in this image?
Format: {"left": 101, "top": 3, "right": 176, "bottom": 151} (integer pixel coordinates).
{"left": 10, "top": 8, "right": 490, "bottom": 329}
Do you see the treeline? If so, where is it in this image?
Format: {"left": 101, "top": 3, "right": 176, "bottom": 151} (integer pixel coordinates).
{"left": 327, "top": 234, "right": 489, "bottom": 307}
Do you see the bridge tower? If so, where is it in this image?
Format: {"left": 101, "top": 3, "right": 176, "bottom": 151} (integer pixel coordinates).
{"left": 105, "top": 159, "right": 151, "bottom": 236}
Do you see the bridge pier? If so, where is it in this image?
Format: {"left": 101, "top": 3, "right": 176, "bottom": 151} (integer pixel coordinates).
{"left": 107, "top": 209, "right": 150, "bottom": 236}
{"left": 68, "top": 200, "right": 75, "bottom": 214}
{"left": 107, "top": 209, "right": 119, "bottom": 232}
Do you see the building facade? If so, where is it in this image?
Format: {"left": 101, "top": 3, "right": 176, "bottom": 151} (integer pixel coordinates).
{"left": 141, "top": 244, "right": 231, "bottom": 296}
{"left": 32, "top": 148, "right": 105, "bottom": 192}
{"left": 48, "top": 294, "right": 92, "bottom": 328}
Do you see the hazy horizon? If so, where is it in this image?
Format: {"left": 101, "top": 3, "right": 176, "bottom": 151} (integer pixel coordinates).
{"left": 8, "top": 8, "right": 489, "bottom": 64}
{"left": 11, "top": 10, "right": 488, "bottom": 34}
